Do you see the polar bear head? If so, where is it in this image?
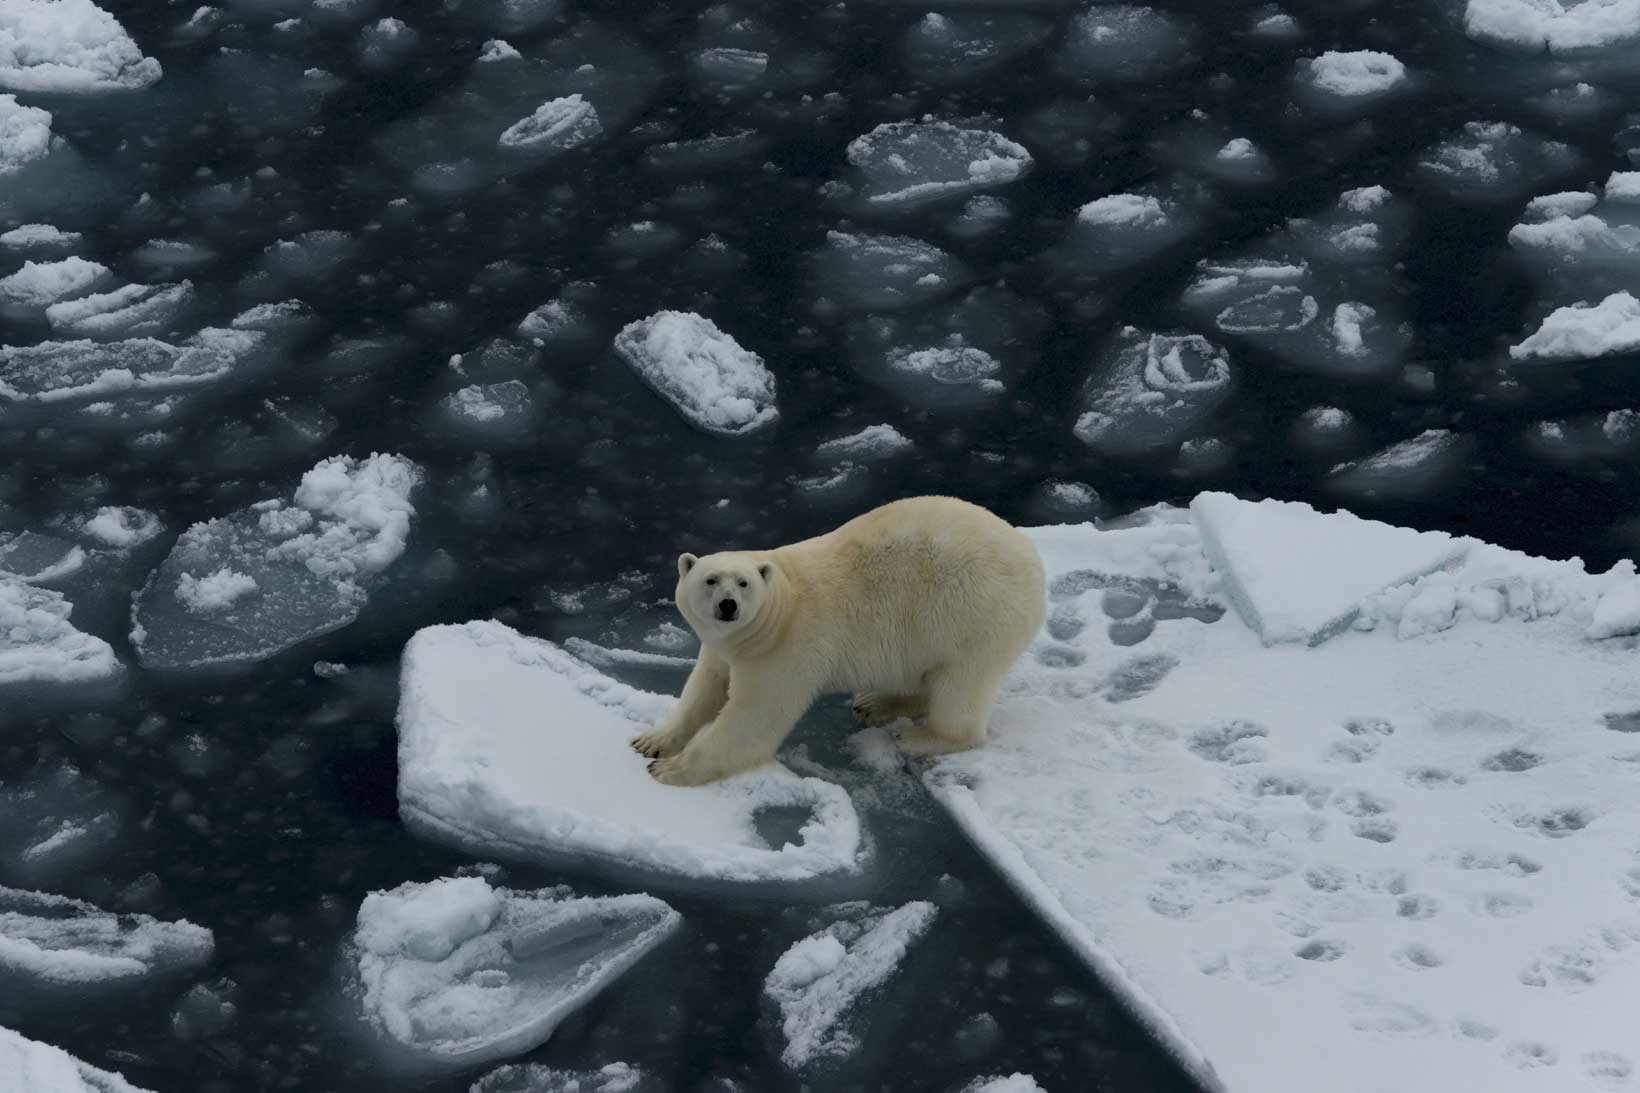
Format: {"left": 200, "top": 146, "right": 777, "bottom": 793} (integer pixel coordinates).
{"left": 675, "top": 551, "right": 777, "bottom": 641}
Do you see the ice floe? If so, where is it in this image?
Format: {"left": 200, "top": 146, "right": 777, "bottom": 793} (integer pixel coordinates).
{"left": 346, "top": 875, "right": 678, "bottom": 1069}
{"left": 1073, "top": 328, "right": 1234, "bottom": 455}
{"left": 0, "top": 886, "right": 213, "bottom": 992}
{"left": 0, "top": 1025, "right": 154, "bottom": 1093}
{"left": 1418, "top": 121, "right": 1578, "bottom": 202}
{"left": 903, "top": 13, "right": 1054, "bottom": 84}
{"left": 612, "top": 311, "right": 777, "bottom": 437}
{"left": 129, "top": 452, "right": 421, "bottom": 669}
{"left": 0, "top": 0, "right": 162, "bottom": 93}
{"left": 0, "top": 93, "right": 49, "bottom": 175}
{"left": 497, "top": 95, "right": 602, "bottom": 151}
{"left": 1507, "top": 175, "right": 1640, "bottom": 332}
{"left": 45, "top": 282, "right": 194, "bottom": 339}
{"left": 1056, "top": 5, "right": 1193, "bottom": 84}
{"left": 1509, "top": 291, "right": 1640, "bottom": 361}
{"left": 1329, "top": 429, "right": 1474, "bottom": 500}
{"left": 1297, "top": 50, "right": 1408, "bottom": 105}
{"left": 0, "top": 257, "right": 109, "bottom": 308}
{"left": 765, "top": 901, "right": 938, "bottom": 1069}
{"left": 470, "top": 1062, "right": 651, "bottom": 1092}
{"left": 0, "top": 577, "right": 117, "bottom": 687}
{"left": 842, "top": 121, "right": 1031, "bottom": 209}
{"left": 814, "top": 424, "right": 913, "bottom": 464}
{"left": 0, "top": 336, "right": 257, "bottom": 408}
{"left": 1461, "top": 0, "right": 1640, "bottom": 55}
{"left": 926, "top": 496, "right": 1640, "bottom": 1093}
{"left": 813, "top": 230, "right": 969, "bottom": 313}
{"left": 396, "top": 621, "right": 863, "bottom": 888}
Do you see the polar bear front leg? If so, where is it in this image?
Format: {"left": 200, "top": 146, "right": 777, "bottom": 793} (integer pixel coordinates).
{"left": 632, "top": 648, "right": 729, "bottom": 759}
{"left": 649, "top": 678, "right": 812, "bottom": 787}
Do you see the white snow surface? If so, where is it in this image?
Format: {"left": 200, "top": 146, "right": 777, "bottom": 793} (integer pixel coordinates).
{"left": 764, "top": 901, "right": 938, "bottom": 1069}
{"left": 926, "top": 497, "right": 1640, "bottom": 1093}
{"left": 612, "top": 311, "right": 777, "bottom": 436}
{"left": 0, "top": 886, "right": 213, "bottom": 987}
{"left": 0, "top": 1026, "right": 153, "bottom": 1093}
{"left": 0, "top": 257, "right": 108, "bottom": 307}
{"left": 0, "top": 576, "right": 117, "bottom": 685}
{"left": 397, "top": 621, "right": 863, "bottom": 887}
{"left": 1303, "top": 50, "right": 1407, "bottom": 97}
{"left": 1509, "top": 291, "right": 1640, "bottom": 360}
{"left": 1462, "top": 0, "right": 1640, "bottom": 52}
{"left": 0, "top": 0, "right": 163, "bottom": 93}
{"left": 349, "top": 876, "right": 679, "bottom": 1066}
{"left": 0, "top": 92, "right": 48, "bottom": 173}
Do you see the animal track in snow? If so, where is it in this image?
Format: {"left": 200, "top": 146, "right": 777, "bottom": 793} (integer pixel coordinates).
{"left": 1445, "top": 847, "right": 1543, "bottom": 877}
{"left": 1391, "top": 942, "right": 1443, "bottom": 970}
{"left": 1101, "top": 585, "right": 1149, "bottom": 619}
{"left": 1294, "top": 938, "right": 1350, "bottom": 962}
{"left": 1583, "top": 1050, "right": 1634, "bottom": 1086}
{"left": 1046, "top": 603, "right": 1085, "bottom": 641}
{"left": 1108, "top": 617, "right": 1155, "bottom": 646}
{"left": 1480, "top": 748, "right": 1541, "bottom": 772}
{"left": 1397, "top": 894, "right": 1440, "bottom": 920}
{"left": 1403, "top": 765, "right": 1466, "bottom": 789}
{"left": 1345, "top": 994, "right": 1435, "bottom": 1037}
{"left": 1197, "top": 944, "right": 1298, "bottom": 985}
{"left": 1503, "top": 1041, "right": 1558, "bottom": 1069}
{"left": 1103, "top": 653, "right": 1177, "bottom": 703}
{"left": 1187, "top": 720, "right": 1270, "bottom": 764}
{"left": 1351, "top": 818, "right": 1399, "bottom": 843}
{"left": 1468, "top": 891, "right": 1533, "bottom": 918}
{"left": 1333, "top": 789, "right": 1394, "bottom": 817}
{"left": 1035, "top": 644, "right": 1086, "bottom": 668}
{"left": 1603, "top": 711, "right": 1640, "bottom": 733}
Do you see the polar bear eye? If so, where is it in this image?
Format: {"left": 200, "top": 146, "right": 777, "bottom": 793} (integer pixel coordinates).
{"left": 737, "top": 579, "right": 748, "bottom": 588}
{"left": 704, "top": 577, "right": 717, "bottom": 586}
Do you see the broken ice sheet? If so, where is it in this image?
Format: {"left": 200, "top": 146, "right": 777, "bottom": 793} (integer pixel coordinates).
{"left": 1073, "top": 328, "right": 1234, "bottom": 455}
{"left": 1508, "top": 172, "right": 1640, "bottom": 328}
{"left": 129, "top": 452, "right": 422, "bottom": 669}
{"left": 812, "top": 230, "right": 970, "bottom": 313}
{"left": 841, "top": 120, "right": 1032, "bottom": 210}
{"left": 347, "top": 876, "right": 679, "bottom": 1068}
{"left": 0, "top": 886, "right": 212, "bottom": 995}
{"left": 0, "top": 334, "right": 262, "bottom": 409}
{"left": 765, "top": 901, "right": 938, "bottom": 1070}
{"left": 1329, "top": 429, "right": 1475, "bottom": 501}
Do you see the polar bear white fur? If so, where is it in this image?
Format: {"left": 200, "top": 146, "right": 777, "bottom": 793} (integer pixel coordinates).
{"left": 632, "top": 496, "right": 1046, "bottom": 786}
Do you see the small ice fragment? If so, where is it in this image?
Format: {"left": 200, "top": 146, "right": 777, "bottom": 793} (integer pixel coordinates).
{"left": 0, "top": 885, "right": 213, "bottom": 988}
{"left": 1301, "top": 50, "right": 1406, "bottom": 98}
{"left": 612, "top": 311, "right": 777, "bottom": 436}
{"left": 498, "top": 95, "right": 602, "bottom": 151}
{"left": 815, "top": 424, "right": 913, "bottom": 464}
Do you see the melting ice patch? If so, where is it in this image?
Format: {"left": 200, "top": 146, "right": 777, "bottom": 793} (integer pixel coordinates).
{"left": 0, "top": 257, "right": 109, "bottom": 308}
{"left": 813, "top": 230, "right": 969, "bottom": 313}
{"left": 470, "top": 1062, "right": 652, "bottom": 1092}
{"left": 926, "top": 497, "right": 1640, "bottom": 1093}
{"left": 765, "top": 901, "right": 937, "bottom": 1069}
{"left": 903, "top": 12, "right": 1054, "bottom": 84}
{"left": 1330, "top": 429, "right": 1474, "bottom": 500}
{"left": 45, "top": 282, "right": 194, "bottom": 339}
{"left": 129, "top": 452, "right": 421, "bottom": 669}
{"left": 0, "top": 886, "right": 212, "bottom": 991}
{"left": 347, "top": 876, "right": 678, "bottom": 1069}
{"left": 1418, "top": 121, "right": 1579, "bottom": 201}
{"left": 843, "top": 121, "right": 1031, "bottom": 208}
{"left": 1056, "top": 5, "right": 1193, "bottom": 84}
{"left": 0, "top": 0, "right": 162, "bottom": 93}
{"left": 612, "top": 311, "right": 777, "bottom": 437}
{"left": 0, "top": 1025, "right": 154, "bottom": 1093}
{"left": 396, "top": 621, "right": 863, "bottom": 888}
{"left": 1073, "top": 328, "right": 1233, "bottom": 455}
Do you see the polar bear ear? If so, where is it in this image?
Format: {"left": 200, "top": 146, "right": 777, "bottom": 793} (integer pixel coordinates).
{"left": 678, "top": 553, "right": 699, "bottom": 578}
{"left": 757, "top": 562, "right": 774, "bottom": 581}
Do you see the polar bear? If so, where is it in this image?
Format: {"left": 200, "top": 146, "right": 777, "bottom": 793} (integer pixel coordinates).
{"left": 631, "top": 496, "right": 1046, "bottom": 786}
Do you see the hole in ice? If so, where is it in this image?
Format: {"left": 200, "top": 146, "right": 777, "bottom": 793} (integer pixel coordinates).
{"left": 752, "top": 804, "right": 814, "bottom": 852}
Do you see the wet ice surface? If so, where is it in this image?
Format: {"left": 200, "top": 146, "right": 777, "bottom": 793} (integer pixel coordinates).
{"left": 3, "top": 0, "right": 1640, "bottom": 1089}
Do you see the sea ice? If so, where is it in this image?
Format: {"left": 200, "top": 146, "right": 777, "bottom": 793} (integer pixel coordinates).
{"left": 396, "top": 620, "right": 863, "bottom": 888}
{"left": 765, "top": 901, "right": 937, "bottom": 1069}
{"left": 841, "top": 286, "right": 1041, "bottom": 409}
{"left": 0, "top": 257, "right": 109, "bottom": 308}
{"left": 843, "top": 121, "right": 1031, "bottom": 209}
{"left": 1509, "top": 291, "right": 1640, "bottom": 360}
{"left": 1298, "top": 50, "right": 1407, "bottom": 103}
{"left": 0, "top": 1025, "right": 154, "bottom": 1093}
{"left": 1418, "top": 121, "right": 1579, "bottom": 201}
{"left": 612, "top": 311, "right": 777, "bottom": 437}
{"left": 0, "top": 577, "right": 117, "bottom": 687}
{"left": 1507, "top": 175, "right": 1640, "bottom": 316}
{"left": 0, "top": 336, "right": 253, "bottom": 407}
{"left": 1073, "top": 328, "right": 1233, "bottom": 455}
{"left": 814, "top": 424, "right": 913, "bottom": 464}
{"left": 902, "top": 12, "right": 1054, "bottom": 84}
{"left": 1049, "top": 185, "right": 1204, "bottom": 277}
{"left": 962, "top": 1077, "right": 1045, "bottom": 1093}
{"left": 129, "top": 453, "right": 421, "bottom": 669}
{"left": 497, "top": 95, "right": 602, "bottom": 151}
{"left": 1461, "top": 0, "right": 1640, "bottom": 54}
{"left": 470, "top": 1062, "right": 650, "bottom": 1093}
{"left": 0, "top": 886, "right": 212, "bottom": 992}
{"left": 0, "top": 0, "right": 162, "bottom": 93}
{"left": 1191, "top": 492, "right": 1467, "bottom": 645}
{"left": 1329, "top": 429, "right": 1473, "bottom": 499}
{"left": 0, "top": 224, "right": 80, "bottom": 250}
{"left": 78, "top": 506, "right": 161, "bottom": 549}
{"left": 45, "top": 282, "right": 194, "bottom": 339}
{"left": 926, "top": 498, "right": 1640, "bottom": 1093}
{"left": 439, "top": 382, "right": 535, "bottom": 440}
{"left": 1056, "top": 5, "right": 1193, "bottom": 84}
{"left": 347, "top": 876, "right": 678, "bottom": 1068}
{"left": 0, "top": 94, "right": 49, "bottom": 175}
{"left": 812, "top": 230, "right": 969, "bottom": 313}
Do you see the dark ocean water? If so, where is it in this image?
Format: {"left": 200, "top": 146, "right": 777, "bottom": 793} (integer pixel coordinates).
{"left": 3, "top": 0, "right": 1638, "bottom": 1089}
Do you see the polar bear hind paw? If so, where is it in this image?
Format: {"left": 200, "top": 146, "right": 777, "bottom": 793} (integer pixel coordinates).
{"left": 895, "top": 723, "right": 982, "bottom": 758}
{"left": 850, "top": 692, "right": 928, "bottom": 727}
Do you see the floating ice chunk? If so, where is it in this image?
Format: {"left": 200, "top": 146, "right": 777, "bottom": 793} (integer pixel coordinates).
{"left": 947, "top": 194, "right": 1011, "bottom": 238}
{"left": 45, "top": 282, "right": 194, "bottom": 338}
{"left": 1079, "top": 193, "right": 1166, "bottom": 227}
{"left": 478, "top": 39, "right": 521, "bottom": 63}
{"left": 1055, "top": 187, "right": 1203, "bottom": 276}
{"left": 1461, "top": 0, "right": 1640, "bottom": 54}
{"left": 1418, "top": 121, "right": 1578, "bottom": 201}
{"left": 0, "top": 0, "right": 162, "bottom": 93}
{"left": 1299, "top": 50, "right": 1407, "bottom": 99}
{"left": 1339, "top": 184, "right": 1390, "bottom": 213}
{"left": 359, "top": 16, "right": 417, "bottom": 68}
{"left": 690, "top": 46, "right": 767, "bottom": 87}
{"left": 1190, "top": 492, "right": 1468, "bottom": 645}
{"left": 262, "top": 230, "right": 354, "bottom": 280}
{"left": 498, "top": 95, "right": 602, "bottom": 151}
{"left": 903, "top": 12, "right": 1054, "bottom": 83}
{"left": 766, "top": 902, "right": 938, "bottom": 1069}
{"left": 0, "top": 258, "right": 109, "bottom": 308}
{"left": 963, "top": 1077, "right": 1046, "bottom": 1093}
{"left": 1607, "top": 170, "right": 1640, "bottom": 201}
{"left": 612, "top": 311, "right": 777, "bottom": 437}
{"left": 0, "top": 577, "right": 117, "bottom": 686}
{"left": 1509, "top": 291, "right": 1640, "bottom": 360}
{"left": 129, "top": 453, "right": 421, "bottom": 669}
{"left": 0, "top": 337, "right": 247, "bottom": 406}
{"left": 1330, "top": 428, "right": 1472, "bottom": 499}
{"left": 843, "top": 286, "right": 1039, "bottom": 409}
{"left": 231, "top": 299, "right": 313, "bottom": 334}
{"left": 844, "top": 121, "right": 1031, "bottom": 208}
{"left": 815, "top": 423, "right": 912, "bottom": 464}
{"left": 0, "top": 224, "right": 80, "bottom": 249}
{"left": 0, "top": 94, "right": 49, "bottom": 174}
{"left": 0, "top": 1025, "right": 154, "bottom": 1093}
{"left": 79, "top": 506, "right": 161, "bottom": 549}
{"left": 396, "top": 621, "right": 863, "bottom": 887}
{"left": 1524, "top": 190, "right": 1598, "bottom": 220}
{"left": 813, "top": 230, "right": 968, "bottom": 312}
{"left": 888, "top": 342, "right": 1003, "bottom": 394}
{"left": 440, "top": 381, "right": 534, "bottom": 434}
{"left": 1074, "top": 329, "right": 1233, "bottom": 455}
{"left": 348, "top": 876, "right": 679, "bottom": 1068}
{"left": 0, "top": 886, "right": 212, "bottom": 990}
{"left": 1057, "top": 5, "right": 1193, "bottom": 83}
{"left": 517, "top": 298, "right": 591, "bottom": 343}
{"left": 1249, "top": 7, "right": 1300, "bottom": 38}
{"left": 471, "top": 1062, "right": 650, "bottom": 1093}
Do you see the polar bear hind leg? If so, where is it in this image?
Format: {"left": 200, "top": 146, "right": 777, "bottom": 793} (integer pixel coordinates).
{"left": 895, "top": 662, "right": 1005, "bottom": 757}
{"left": 849, "top": 691, "right": 929, "bottom": 727}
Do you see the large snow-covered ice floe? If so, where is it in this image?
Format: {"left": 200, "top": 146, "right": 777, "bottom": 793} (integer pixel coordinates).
{"left": 396, "top": 621, "right": 864, "bottom": 889}
{"left": 843, "top": 120, "right": 1031, "bottom": 208}
{"left": 346, "top": 875, "right": 678, "bottom": 1069}
{"left": 612, "top": 311, "right": 777, "bottom": 437}
{"left": 0, "top": 885, "right": 213, "bottom": 991}
{"left": 0, "top": 576, "right": 117, "bottom": 686}
{"left": 0, "top": 1025, "right": 154, "bottom": 1093}
{"left": 765, "top": 900, "right": 938, "bottom": 1070}
{"left": 1461, "top": 0, "right": 1640, "bottom": 55}
{"left": 926, "top": 494, "right": 1640, "bottom": 1093}
{"left": 0, "top": 0, "right": 162, "bottom": 93}
{"left": 130, "top": 452, "right": 422, "bottom": 669}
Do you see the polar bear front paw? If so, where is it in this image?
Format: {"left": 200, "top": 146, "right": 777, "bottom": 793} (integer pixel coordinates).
{"left": 648, "top": 755, "right": 717, "bottom": 787}
{"left": 631, "top": 728, "right": 684, "bottom": 759}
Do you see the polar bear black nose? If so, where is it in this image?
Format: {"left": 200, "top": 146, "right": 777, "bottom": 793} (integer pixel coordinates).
{"left": 716, "top": 600, "right": 738, "bottom": 621}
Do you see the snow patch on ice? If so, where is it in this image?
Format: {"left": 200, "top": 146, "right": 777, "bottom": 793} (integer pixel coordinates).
{"left": 612, "top": 311, "right": 777, "bottom": 436}
{"left": 0, "top": 0, "right": 162, "bottom": 93}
